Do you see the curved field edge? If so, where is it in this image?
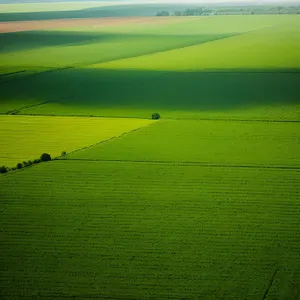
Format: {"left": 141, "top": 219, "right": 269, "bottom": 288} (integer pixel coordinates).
{"left": 0, "top": 115, "right": 155, "bottom": 168}
{"left": 1, "top": 160, "right": 299, "bottom": 298}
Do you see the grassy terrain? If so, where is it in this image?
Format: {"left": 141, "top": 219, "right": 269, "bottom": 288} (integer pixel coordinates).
{"left": 1, "top": 14, "right": 299, "bottom": 298}
{"left": 67, "top": 120, "right": 300, "bottom": 167}
{"left": 96, "top": 20, "right": 300, "bottom": 71}
{"left": 0, "top": 115, "right": 153, "bottom": 167}
{"left": 1, "top": 160, "right": 299, "bottom": 299}
{"left": 0, "top": 4, "right": 190, "bottom": 22}
{"left": 7, "top": 69, "right": 300, "bottom": 120}
{"left": 0, "top": 2, "right": 116, "bottom": 13}
{"left": 1, "top": 16, "right": 299, "bottom": 120}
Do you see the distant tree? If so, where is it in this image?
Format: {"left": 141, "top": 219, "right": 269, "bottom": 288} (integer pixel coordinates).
{"left": 40, "top": 153, "right": 51, "bottom": 162}
{"left": 61, "top": 151, "right": 67, "bottom": 157}
{"left": 173, "top": 10, "right": 182, "bottom": 16}
{"left": 23, "top": 161, "right": 28, "bottom": 167}
{"left": 17, "top": 163, "right": 23, "bottom": 169}
{"left": 27, "top": 160, "right": 33, "bottom": 166}
{"left": 0, "top": 165, "right": 8, "bottom": 174}
{"left": 156, "top": 11, "right": 170, "bottom": 16}
{"left": 33, "top": 159, "right": 41, "bottom": 164}
{"left": 152, "top": 113, "right": 161, "bottom": 120}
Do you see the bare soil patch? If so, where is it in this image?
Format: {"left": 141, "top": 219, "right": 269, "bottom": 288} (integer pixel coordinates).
{"left": 0, "top": 17, "right": 183, "bottom": 33}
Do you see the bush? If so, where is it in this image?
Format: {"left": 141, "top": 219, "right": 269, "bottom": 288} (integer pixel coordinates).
{"left": 33, "top": 159, "right": 41, "bottom": 164}
{"left": 23, "top": 161, "right": 28, "bottom": 167}
{"left": 61, "top": 151, "right": 67, "bottom": 157}
{"left": 0, "top": 165, "right": 8, "bottom": 174}
{"left": 152, "top": 113, "right": 161, "bottom": 120}
{"left": 40, "top": 153, "right": 51, "bottom": 162}
{"left": 27, "top": 160, "right": 33, "bottom": 165}
{"left": 17, "top": 163, "right": 23, "bottom": 169}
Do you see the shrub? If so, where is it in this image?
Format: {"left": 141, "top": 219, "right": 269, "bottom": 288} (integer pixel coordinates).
{"left": 17, "top": 163, "right": 23, "bottom": 169}
{"left": 40, "top": 153, "right": 51, "bottom": 162}
{"left": 33, "top": 159, "right": 41, "bottom": 164}
{"left": 61, "top": 151, "right": 67, "bottom": 157}
{"left": 152, "top": 113, "right": 161, "bottom": 120}
{"left": 23, "top": 161, "right": 28, "bottom": 167}
{"left": 0, "top": 165, "right": 8, "bottom": 174}
{"left": 28, "top": 160, "right": 33, "bottom": 165}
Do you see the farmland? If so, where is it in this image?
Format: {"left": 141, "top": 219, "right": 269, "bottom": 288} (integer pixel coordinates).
{"left": 1, "top": 161, "right": 300, "bottom": 298}
{"left": 1, "top": 15, "right": 299, "bottom": 120}
{"left": 0, "top": 115, "right": 153, "bottom": 167}
{"left": 67, "top": 120, "right": 300, "bottom": 167}
{"left": 1, "top": 10, "right": 300, "bottom": 300}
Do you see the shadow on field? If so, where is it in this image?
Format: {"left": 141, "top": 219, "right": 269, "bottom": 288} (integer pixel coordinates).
{"left": 0, "top": 4, "right": 192, "bottom": 22}
{"left": 0, "top": 31, "right": 233, "bottom": 54}
{"left": 1, "top": 68, "right": 300, "bottom": 114}
{"left": 0, "top": 31, "right": 116, "bottom": 53}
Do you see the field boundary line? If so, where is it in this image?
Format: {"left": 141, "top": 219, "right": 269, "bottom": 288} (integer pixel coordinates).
{"left": 0, "top": 70, "right": 26, "bottom": 77}
{"left": 61, "top": 120, "right": 159, "bottom": 157}
{"left": 5, "top": 112, "right": 299, "bottom": 123}
{"left": 262, "top": 268, "right": 279, "bottom": 300}
{"left": 4, "top": 101, "right": 49, "bottom": 115}
{"left": 59, "top": 158, "right": 300, "bottom": 170}
{"left": 165, "top": 117, "right": 300, "bottom": 123}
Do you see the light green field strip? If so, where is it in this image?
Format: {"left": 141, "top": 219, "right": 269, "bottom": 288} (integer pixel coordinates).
{"left": 61, "top": 15, "right": 291, "bottom": 35}
{"left": 0, "top": 115, "right": 154, "bottom": 168}
{"left": 68, "top": 120, "right": 300, "bottom": 167}
{"left": 0, "top": 2, "right": 125, "bottom": 13}
{"left": 1, "top": 15, "right": 289, "bottom": 69}
{"left": 94, "top": 19, "right": 300, "bottom": 71}
{"left": 1, "top": 161, "right": 299, "bottom": 298}
{"left": 19, "top": 102, "right": 300, "bottom": 121}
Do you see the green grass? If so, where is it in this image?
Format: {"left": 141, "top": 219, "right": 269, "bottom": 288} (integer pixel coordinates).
{"left": 1, "top": 16, "right": 299, "bottom": 119}
{"left": 0, "top": 4, "right": 195, "bottom": 22}
{"left": 0, "top": 115, "right": 153, "bottom": 168}
{"left": 0, "top": 13, "right": 299, "bottom": 300}
{"left": 7, "top": 69, "right": 300, "bottom": 121}
{"left": 97, "top": 20, "right": 300, "bottom": 71}
{"left": 67, "top": 120, "right": 300, "bottom": 167}
{"left": 1, "top": 160, "right": 299, "bottom": 298}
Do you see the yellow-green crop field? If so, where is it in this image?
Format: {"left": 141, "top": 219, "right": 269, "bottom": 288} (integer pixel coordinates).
{"left": 0, "top": 115, "right": 153, "bottom": 167}
{"left": 0, "top": 12, "right": 300, "bottom": 299}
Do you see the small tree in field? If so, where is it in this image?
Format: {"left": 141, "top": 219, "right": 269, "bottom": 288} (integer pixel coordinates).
{"left": 17, "top": 163, "right": 23, "bottom": 169}
{"left": 40, "top": 153, "right": 51, "bottom": 162}
{"left": 0, "top": 166, "right": 8, "bottom": 174}
{"left": 61, "top": 151, "right": 67, "bottom": 157}
{"left": 152, "top": 113, "right": 160, "bottom": 120}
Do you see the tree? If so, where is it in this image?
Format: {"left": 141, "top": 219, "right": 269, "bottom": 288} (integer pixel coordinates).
{"left": 156, "top": 11, "right": 169, "bottom": 16}
{"left": 0, "top": 165, "right": 8, "bottom": 174}
{"left": 17, "top": 163, "right": 23, "bottom": 169}
{"left": 61, "top": 151, "right": 67, "bottom": 157}
{"left": 152, "top": 113, "right": 161, "bottom": 120}
{"left": 173, "top": 10, "right": 182, "bottom": 16}
{"left": 40, "top": 153, "right": 51, "bottom": 162}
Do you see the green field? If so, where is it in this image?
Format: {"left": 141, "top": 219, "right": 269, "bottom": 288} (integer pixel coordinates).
{"left": 1, "top": 15, "right": 299, "bottom": 120}
{"left": 0, "top": 1, "right": 117, "bottom": 13}
{"left": 1, "top": 161, "right": 299, "bottom": 298}
{"left": 1, "top": 13, "right": 300, "bottom": 299}
{"left": 67, "top": 120, "right": 300, "bottom": 167}
{"left": 0, "top": 115, "right": 153, "bottom": 168}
